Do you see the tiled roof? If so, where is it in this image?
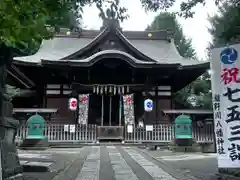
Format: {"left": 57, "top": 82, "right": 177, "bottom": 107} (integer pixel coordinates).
{"left": 129, "top": 39, "right": 207, "bottom": 66}
{"left": 14, "top": 37, "right": 95, "bottom": 64}
{"left": 13, "top": 21, "right": 209, "bottom": 68}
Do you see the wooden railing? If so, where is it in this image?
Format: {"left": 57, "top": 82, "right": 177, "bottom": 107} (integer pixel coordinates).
{"left": 15, "top": 123, "right": 215, "bottom": 144}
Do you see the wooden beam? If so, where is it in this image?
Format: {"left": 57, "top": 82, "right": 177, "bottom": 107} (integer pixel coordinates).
{"left": 7, "top": 69, "right": 30, "bottom": 88}
{"left": 11, "top": 65, "right": 35, "bottom": 87}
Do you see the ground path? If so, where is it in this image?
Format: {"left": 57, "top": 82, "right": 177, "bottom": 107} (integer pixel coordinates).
{"left": 18, "top": 146, "right": 201, "bottom": 180}
{"left": 142, "top": 149, "right": 218, "bottom": 180}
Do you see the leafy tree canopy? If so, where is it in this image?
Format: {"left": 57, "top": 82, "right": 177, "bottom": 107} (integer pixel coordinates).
{"left": 148, "top": 12, "right": 212, "bottom": 109}
{"left": 208, "top": 2, "right": 240, "bottom": 48}
{"left": 147, "top": 12, "right": 196, "bottom": 58}
{"left": 0, "top": 0, "right": 85, "bottom": 55}
{"left": 141, "top": 0, "right": 239, "bottom": 18}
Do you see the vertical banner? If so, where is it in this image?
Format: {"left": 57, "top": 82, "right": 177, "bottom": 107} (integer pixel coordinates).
{"left": 78, "top": 94, "right": 89, "bottom": 125}
{"left": 211, "top": 44, "right": 240, "bottom": 168}
{"left": 123, "top": 94, "right": 135, "bottom": 125}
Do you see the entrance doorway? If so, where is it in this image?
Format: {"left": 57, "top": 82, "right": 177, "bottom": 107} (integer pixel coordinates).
{"left": 102, "top": 95, "right": 120, "bottom": 126}
{"left": 88, "top": 94, "right": 124, "bottom": 141}
{"left": 88, "top": 94, "right": 123, "bottom": 126}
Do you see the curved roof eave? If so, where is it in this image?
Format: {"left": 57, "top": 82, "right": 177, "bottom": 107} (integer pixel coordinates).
{"left": 12, "top": 60, "right": 43, "bottom": 67}
{"left": 181, "top": 61, "right": 210, "bottom": 69}
{"left": 61, "top": 27, "right": 109, "bottom": 60}
{"left": 41, "top": 50, "right": 181, "bottom": 68}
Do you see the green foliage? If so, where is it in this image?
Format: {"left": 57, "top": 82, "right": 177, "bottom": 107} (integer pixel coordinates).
{"left": 208, "top": 3, "right": 240, "bottom": 48}
{"left": 147, "top": 12, "right": 196, "bottom": 58}
{"left": 0, "top": 0, "right": 128, "bottom": 55}
{"left": 1, "top": 0, "right": 50, "bottom": 49}
{"left": 148, "top": 12, "right": 211, "bottom": 109}
{"left": 141, "top": 0, "right": 238, "bottom": 18}
{"left": 175, "top": 73, "right": 212, "bottom": 109}
{"left": 192, "top": 72, "right": 212, "bottom": 109}
{"left": 0, "top": 0, "right": 85, "bottom": 55}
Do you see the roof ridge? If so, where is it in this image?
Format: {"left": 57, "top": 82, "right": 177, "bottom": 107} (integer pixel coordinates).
{"left": 55, "top": 27, "right": 173, "bottom": 40}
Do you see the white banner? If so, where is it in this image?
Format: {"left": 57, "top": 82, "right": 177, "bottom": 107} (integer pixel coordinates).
{"left": 64, "top": 125, "right": 69, "bottom": 132}
{"left": 146, "top": 125, "right": 153, "bottom": 131}
{"left": 70, "top": 125, "right": 75, "bottom": 133}
{"left": 211, "top": 44, "right": 240, "bottom": 168}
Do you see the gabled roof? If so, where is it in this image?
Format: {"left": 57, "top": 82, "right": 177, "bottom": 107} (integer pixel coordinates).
{"left": 13, "top": 30, "right": 104, "bottom": 65}
{"left": 13, "top": 19, "right": 209, "bottom": 69}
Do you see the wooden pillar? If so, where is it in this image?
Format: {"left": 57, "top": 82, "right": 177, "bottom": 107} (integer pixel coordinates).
{"left": 36, "top": 83, "right": 44, "bottom": 108}
{"left": 101, "top": 95, "right": 104, "bottom": 126}
{"left": 119, "top": 95, "right": 122, "bottom": 126}
{"left": 43, "top": 84, "right": 47, "bottom": 108}
{"left": 71, "top": 90, "right": 78, "bottom": 124}
{"left": 75, "top": 94, "right": 79, "bottom": 124}
{"left": 155, "top": 86, "right": 158, "bottom": 124}
{"left": 109, "top": 95, "right": 112, "bottom": 126}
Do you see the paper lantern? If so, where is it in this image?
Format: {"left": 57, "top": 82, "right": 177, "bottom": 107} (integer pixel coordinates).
{"left": 69, "top": 98, "right": 77, "bottom": 111}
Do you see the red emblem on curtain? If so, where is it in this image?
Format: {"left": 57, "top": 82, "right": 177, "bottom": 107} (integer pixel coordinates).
{"left": 81, "top": 96, "right": 88, "bottom": 104}
{"left": 126, "top": 97, "right": 132, "bottom": 103}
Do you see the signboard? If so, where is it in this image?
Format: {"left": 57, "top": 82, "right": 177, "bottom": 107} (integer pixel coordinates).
{"left": 70, "top": 125, "right": 75, "bottom": 133}
{"left": 127, "top": 125, "right": 133, "bottom": 133}
{"left": 69, "top": 98, "right": 77, "bottom": 111}
{"left": 146, "top": 125, "right": 153, "bottom": 131}
{"left": 211, "top": 44, "right": 240, "bottom": 168}
{"left": 64, "top": 125, "right": 69, "bottom": 132}
{"left": 144, "top": 99, "right": 153, "bottom": 112}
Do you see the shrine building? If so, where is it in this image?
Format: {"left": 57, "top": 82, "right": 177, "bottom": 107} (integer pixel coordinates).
{"left": 11, "top": 19, "right": 210, "bottom": 129}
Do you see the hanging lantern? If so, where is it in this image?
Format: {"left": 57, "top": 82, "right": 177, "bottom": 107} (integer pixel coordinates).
{"left": 144, "top": 99, "right": 153, "bottom": 112}
{"left": 69, "top": 97, "right": 77, "bottom": 111}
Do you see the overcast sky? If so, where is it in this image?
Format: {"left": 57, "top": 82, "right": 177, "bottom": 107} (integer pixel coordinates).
{"left": 81, "top": 0, "right": 218, "bottom": 60}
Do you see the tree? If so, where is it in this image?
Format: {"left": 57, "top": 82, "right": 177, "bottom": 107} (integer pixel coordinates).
{"left": 147, "top": 12, "right": 196, "bottom": 58}
{"left": 141, "top": 0, "right": 240, "bottom": 18}
{"left": 147, "top": 12, "right": 212, "bottom": 109}
{"left": 208, "top": 3, "right": 240, "bottom": 48}
{"left": 191, "top": 72, "right": 212, "bottom": 109}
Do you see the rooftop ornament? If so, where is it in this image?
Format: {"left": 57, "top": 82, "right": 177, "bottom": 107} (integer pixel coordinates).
{"left": 148, "top": 33, "right": 152, "bottom": 38}
{"left": 66, "top": 31, "right": 71, "bottom": 35}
